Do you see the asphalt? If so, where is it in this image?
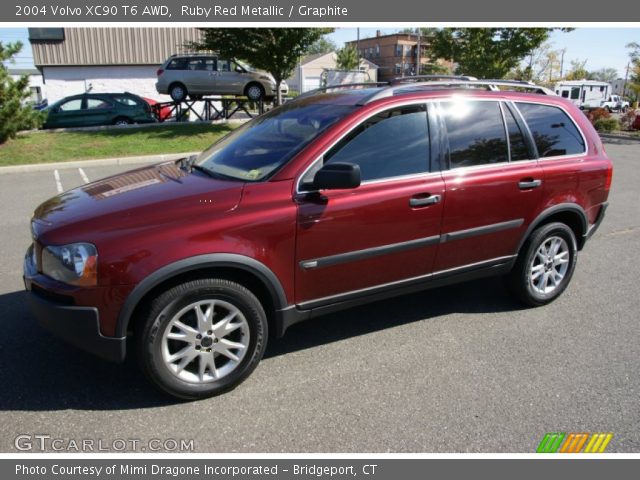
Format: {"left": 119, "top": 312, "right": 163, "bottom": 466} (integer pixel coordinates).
{"left": 0, "top": 139, "right": 638, "bottom": 453}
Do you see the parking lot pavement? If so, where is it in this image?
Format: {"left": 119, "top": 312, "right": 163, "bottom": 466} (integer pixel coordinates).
{"left": 0, "top": 142, "right": 638, "bottom": 453}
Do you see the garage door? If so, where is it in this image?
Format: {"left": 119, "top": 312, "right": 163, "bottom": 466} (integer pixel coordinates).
{"left": 302, "top": 76, "right": 321, "bottom": 93}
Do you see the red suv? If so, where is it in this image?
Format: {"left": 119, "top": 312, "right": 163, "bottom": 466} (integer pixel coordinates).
{"left": 24, "top": 81, "right": 612, "bottom": 399}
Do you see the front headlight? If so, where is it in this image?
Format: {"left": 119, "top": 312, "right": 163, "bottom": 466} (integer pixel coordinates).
{"left": 41, "top": 242, "right": 98, "bottom": 286}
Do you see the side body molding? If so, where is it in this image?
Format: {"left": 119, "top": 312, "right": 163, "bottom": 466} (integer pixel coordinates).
{"left": 115, "top": 254, "right": 290, "bottom": 338}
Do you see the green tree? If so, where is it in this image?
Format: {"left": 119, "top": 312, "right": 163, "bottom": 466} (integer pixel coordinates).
{"left": 564, "top": 59, "right": 591, "bottom": 81}
{"left": 306, "top": 36, "right": 337, "bottom": 56}
{"left": 336, "top": 45, "right": 359, "bottom": 71}
{"left": 192, "top": 28, "right": 333, "bottom": 104}
{"left": 0, "top": 42, "right": 43, "bottom": 144}
{"left": 428, "top": 28, "right": 557, "bottom": 79}
{"left": 627, "top": 42, "right": 640, "bottom": 101}
{"left": 590, "top": 67, "right": 618, "bottom": 83}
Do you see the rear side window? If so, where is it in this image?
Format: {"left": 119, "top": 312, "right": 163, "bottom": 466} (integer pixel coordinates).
{"left": 441, "top": 100, "right": 508, "bottom": 168}
{"left": 323, "top": 105, "right": 430, "bottom": 182}
{"left": 516, "top": 103, "right": 585, "bottom": 158}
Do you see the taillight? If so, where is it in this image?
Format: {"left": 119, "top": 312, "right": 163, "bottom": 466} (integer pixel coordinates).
{"left": 605, "top": 164, "right": 613, "bottom": 192}
{"left": 156, "top": 69, "right": 164, "bottom": 76}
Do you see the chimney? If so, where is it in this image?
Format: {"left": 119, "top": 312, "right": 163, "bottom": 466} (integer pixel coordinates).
{"left": 376, "top": 30, "right": 381, "bottom": 37}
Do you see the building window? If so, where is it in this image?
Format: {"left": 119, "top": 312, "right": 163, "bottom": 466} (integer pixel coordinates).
{"left": 395, "top": 44, "right": 403, "bottom": 56}
{"left": 395, "top": 64, "right": 401, "bottom": 74}
{"left": 405, "top": 45, "right": 412, "bottom": 56}
{"left": 375, "top": 45, "right": 380, "bottom": 57}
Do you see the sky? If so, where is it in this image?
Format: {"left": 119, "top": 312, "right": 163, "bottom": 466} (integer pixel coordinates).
{"left": 329, "top": 28, "right": 639, "bottom": 78}
{"left": 1, "top": 27, "right": 638, "bottom": 78}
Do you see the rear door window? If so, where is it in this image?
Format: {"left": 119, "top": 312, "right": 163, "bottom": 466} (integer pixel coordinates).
{"left": 113, "top": 95, "right": 140, "bottom": 107}
{"left": 503, "top": 104, "right": 530, "bottom": 161}
{"left": 516, "top": 103, "right": 585, "bottom": 158}
{"left": 86, "top": 98, "right": 112, "bottom": 110}
{"left": 441, "top": 100, "right": 508, "bottom": 168}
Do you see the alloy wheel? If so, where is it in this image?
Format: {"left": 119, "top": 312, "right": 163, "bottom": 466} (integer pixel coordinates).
{"left": 161, "top": 299, "right": 250, "bottom": 383}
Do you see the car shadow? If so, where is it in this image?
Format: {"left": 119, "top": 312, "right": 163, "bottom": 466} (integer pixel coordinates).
{"left": 0, "top": 277, "right": 523, "bottom": 412}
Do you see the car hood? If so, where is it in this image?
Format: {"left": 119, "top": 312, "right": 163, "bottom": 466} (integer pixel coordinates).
{"left": 32, "top": 161, "right": 244, "bottom": 244}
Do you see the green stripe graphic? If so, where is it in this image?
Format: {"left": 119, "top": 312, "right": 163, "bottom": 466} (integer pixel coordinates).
{"left": 537, "top": 433, "right": 566, "bottom": 453}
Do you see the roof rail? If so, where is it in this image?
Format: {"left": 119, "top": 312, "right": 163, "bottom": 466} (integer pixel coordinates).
{"left": 357, "top": 80, "right": 556, "bottom": 104}
{"left": 390, "top": 75, "right": 478, "bottom": 84}
{"left": 295, "top": 82, "right": 389, "bottom": 100}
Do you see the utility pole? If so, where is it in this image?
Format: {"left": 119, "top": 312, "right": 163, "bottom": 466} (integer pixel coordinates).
{"left": 416, "top": 28, "right": 421, "bottom": 76}
{"left": 623, "top": 61, "right": 630, "bottom": 97}
{"left": 559, "top": 48, "right": 566, "bottom": 79}
{"left": 356, "top": 28, "right": 360, "bottom": 58}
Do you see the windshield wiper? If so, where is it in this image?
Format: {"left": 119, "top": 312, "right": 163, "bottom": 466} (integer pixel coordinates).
{"left": 191, "top": 164, "right": 222, "bottom": 179}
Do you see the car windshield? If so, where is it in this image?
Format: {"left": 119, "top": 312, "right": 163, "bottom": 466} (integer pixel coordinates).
{"left": 195, "top": 101, "right": 356, "bottom": 181}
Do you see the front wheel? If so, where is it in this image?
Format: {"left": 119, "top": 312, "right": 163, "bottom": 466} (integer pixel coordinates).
{"left": 507, "top": 222, "right": 578, "bottom": 307}
{"left": 137, "top": 279, "right": 268, "bottom": 400}
{"left": 245, "top": 83, "right": 265, "bottom": 101}
{"left": 170, "top": 84, "right": 187, "bottom": 102}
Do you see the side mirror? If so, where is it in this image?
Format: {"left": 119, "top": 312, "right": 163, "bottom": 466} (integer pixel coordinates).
{"left": 235, "top": 65, "right": 244, "bottom": 73}
{"left": 313, "top": 162, "right": 361, "bottom": 190}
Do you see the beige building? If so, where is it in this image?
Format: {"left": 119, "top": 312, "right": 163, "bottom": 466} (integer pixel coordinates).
{"left": 287, "top": 52, "right": 378, "bottom": 93}
{"left": 346, "top": 31, "right": 449, "bottom": 82}
{"left": 29, "top": 27, "right": 203, "bottom": 102}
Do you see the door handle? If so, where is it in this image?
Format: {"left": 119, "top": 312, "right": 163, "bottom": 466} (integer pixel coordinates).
{"left": 409, "top": 194, "right": 441, "bottom": 207}
{"left": 518, "top": 179, "right": 542, "bottom": 190}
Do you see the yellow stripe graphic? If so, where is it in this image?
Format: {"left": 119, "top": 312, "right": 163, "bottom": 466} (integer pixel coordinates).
{"left": 584, "top": 433, "right": 599, "bottom": 453}
{"left": 597, "top": 433, "right": 613, "bottom": 453}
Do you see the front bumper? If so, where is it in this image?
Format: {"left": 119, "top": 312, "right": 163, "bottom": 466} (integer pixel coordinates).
{"left": 23, "top": 247, "right": 126, "bottom": 363}
{"left": 27, "top": 291, "right": 126, "bottom": 363}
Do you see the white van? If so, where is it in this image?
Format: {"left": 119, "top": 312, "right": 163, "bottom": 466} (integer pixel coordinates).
{"left": 554, "top": 81, "right": 612, "bottom": 110}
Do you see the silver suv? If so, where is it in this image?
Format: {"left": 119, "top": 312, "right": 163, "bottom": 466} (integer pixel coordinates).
{"left": 155, "top": 53, "right": 288, "bottom": 102}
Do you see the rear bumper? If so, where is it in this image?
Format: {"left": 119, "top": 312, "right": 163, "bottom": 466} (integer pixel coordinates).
{"left": 26, "top": 289, "right": 126, "bottom": 363}
{"left": 585, "top": 202, "right": 608, "bottom": 241}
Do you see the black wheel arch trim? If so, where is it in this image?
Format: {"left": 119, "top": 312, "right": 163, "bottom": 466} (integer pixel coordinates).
{"left": 115, "top": 254, "right": 289, "bottom": 338}
{"left": 517, "top": 203, "right": 589, "bottom": 253}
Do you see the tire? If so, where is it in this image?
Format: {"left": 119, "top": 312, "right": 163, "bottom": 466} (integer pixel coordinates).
{"left": 507, "top": 222, "right": 578, "bottom": 307}
{"left": 245, "top": 83, "right": 265, "bottom": 101}
{"left": 169, "top": 83, "right": 187, "bottom": 102}
{"left": 113, "top": 117, "right": 132, "bottom": 126}
{"left": 137, "top": 278, "right": 268, "bottom": 400}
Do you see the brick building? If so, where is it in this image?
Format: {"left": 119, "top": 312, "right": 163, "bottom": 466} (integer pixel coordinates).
{"left": 346, "top": 31, "right": 450, "bottom": 82}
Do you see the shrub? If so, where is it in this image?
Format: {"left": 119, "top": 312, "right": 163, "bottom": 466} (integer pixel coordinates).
{"left": 593, "top": 118, "right": 620, "bottom": 133}
{"left": 620, "top": 110, "right": 637, "bottom": 130}
{"left": 587, "top": 108, "right": 610, "bottom": 123}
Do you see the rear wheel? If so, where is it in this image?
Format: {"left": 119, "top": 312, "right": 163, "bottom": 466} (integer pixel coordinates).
{"left": 137, "top": 278, "right": 268, "bottom": 400}
{"left": 507, "top": 222, "right": 578, "bottom": 306}
{"left": 113, "top": 117, "right": 132, "bottom": 126}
